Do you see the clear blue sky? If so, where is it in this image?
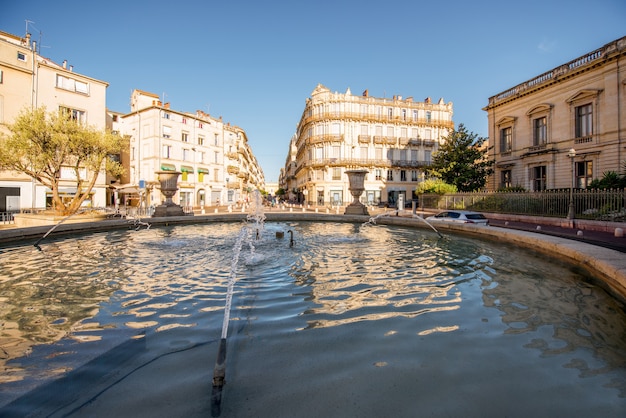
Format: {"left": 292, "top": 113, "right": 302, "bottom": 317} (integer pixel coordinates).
{"left": 3, "top": 1, "right": 625, "bottom": 183}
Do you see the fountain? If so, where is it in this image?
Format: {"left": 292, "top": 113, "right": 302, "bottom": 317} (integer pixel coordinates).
{"left": 344, "top": 169, "right": 369, "bottom": 216}
{"left": 153, "top": 171, "right": 185, "bottom": 217}
{"left": 1, "top": 215, "right": 626, "bottom": 417}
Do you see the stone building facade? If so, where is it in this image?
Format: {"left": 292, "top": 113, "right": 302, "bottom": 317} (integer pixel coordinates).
{"left": 483, "top": 36, "right": 626, "bottom": 191}
{"left": 284, "top": 84, "right": 454, "bottom": 207}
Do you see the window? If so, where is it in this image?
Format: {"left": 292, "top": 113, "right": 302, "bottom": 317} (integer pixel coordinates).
{"left": 182, "top": 132, "right": 189, "bottom": 142}
{"left": 426, "top": 111, "right": 431, "bottom": 123}
{"left": 214, "top": 168, "right": 219, "bottom": 182}
{"left": 533, "top": 117, "right": 547, "bottom": 146}
{"left": 500, "top": 127, "right": 512, "bottom": 152}
{"left": 182, "top": 118, "right": 187, "bottom": 124}
{"left": 501, "top": 170, "right": 512, "bottom": 189}
{"left": 575, "top": 103, "right": 593, "bottom": 138}
{"left": 532, "top": 166, "right": 546, "bottom": 191}
{"left": 575, "top": 161, "right": 593, "bottom": 188}
{"left": 162, "top": 145, "right": 172, "bottom": 158}
{"left": 163, "top": 112, "right": 170, "bottom": 119}
{"left": 56, "top": 75, "right": 89, "bottom": 94}
{"left": 412, "top": 110, "right": 418, "bottom": 121}
{"left": 214, "top": 133, "right": 219, "bottom": 146}
{"left": 162, "top": 126, "right": 172, "bottom": 138}
{"left": 424, "top": 150, "right": 431, "bottom": 164}
{"left": 402, "top": 109, "right": 407, "bottom": 120}
{"left": 411, "top": 170, "right": 418, "bottom": 181}
{"left": 375, "top": 169, "right": 382, "bottom": 180}
{"left": 59, "top": 106, "right": 86, "bottom": 123}
{"left": 332, "top": 146, "right": 340, "bottom": 158}
{"left": 214, "top": 151, "right": 219, "bottom": 163}
{"left": 400, "top": 170, "right": 407, "bottom": 181}
{"left": 17, "top": 52, "right": 26, "bottom": 62}
{"left": 0, "top": 69, "right": 3, "bottom": 83}
{"left": 198, "top": 136, "right": 204, "bottom": 145}
{"left": 332, "top": 168, "right": 341, "bottom": 180}
{"left": 387, "top": 107, "right": 393, "bottom": 119}
{"left": 75, "top": 81, "right": 88, "bottom": 94}
{"left": 182, "top": 149, "right": 190, "bottom": 161}
{"left": 387, "top": 170, "right": 393, "bottom": 181}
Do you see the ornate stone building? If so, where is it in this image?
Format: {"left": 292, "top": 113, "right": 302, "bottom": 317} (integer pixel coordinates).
{"left": 285, "top": 84, "right": 454, "bottom": 207}
{"left": 483, "top": 36, "right": 626, "bottom": 191}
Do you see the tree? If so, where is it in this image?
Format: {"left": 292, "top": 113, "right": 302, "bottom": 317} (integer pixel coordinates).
{"left": 0, "top": 107, "right": 126, "bottom": 215}
{"left": 415, "top": 178, "right": 457, "bottom": 194}
{"left": 429, "top": 124, "right": 494, "bottom": 192}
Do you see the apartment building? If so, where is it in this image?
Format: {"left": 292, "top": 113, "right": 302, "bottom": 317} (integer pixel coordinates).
{"left": 119, "top": 89, "right": 264, "bottom": 209}
{"left": 286, "top": 84, "right": 454, "bottom": 206}
{"left": 483, "top": 36, "right": 626, "bottom": 191}
{"left": 0, "top": 30, "right": 110, "bottom": 210}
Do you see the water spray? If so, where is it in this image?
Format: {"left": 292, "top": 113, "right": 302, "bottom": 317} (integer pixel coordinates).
{"left": 33, "top": 210, "right": 85, "bottom": 250}
{"left": 211, "top": 190, "right": 266, "bottom": 416}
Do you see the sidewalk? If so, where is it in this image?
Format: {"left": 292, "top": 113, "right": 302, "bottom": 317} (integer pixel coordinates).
{"left": 488, "top": 218, "right": 626, "bottom": 253}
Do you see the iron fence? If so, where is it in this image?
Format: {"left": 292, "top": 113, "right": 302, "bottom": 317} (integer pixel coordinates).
{"left": 419, "top": 189, "right": 626, "bottom": 222}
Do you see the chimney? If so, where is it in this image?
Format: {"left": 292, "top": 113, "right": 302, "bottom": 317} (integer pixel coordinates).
{"left": 62, "top": 60, "right": 67, "bottom": 69}
{"left": 69, "top": 65, "right": 73, "bottom": 72}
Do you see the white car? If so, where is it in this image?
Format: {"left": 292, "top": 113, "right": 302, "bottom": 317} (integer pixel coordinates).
{"left": 426, "top": 210, "right": 489, "bottom": 225}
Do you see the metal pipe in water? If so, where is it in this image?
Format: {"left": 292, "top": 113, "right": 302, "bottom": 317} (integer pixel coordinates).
{"left": 211, "top": 226, "right": 248, "bottom": 416}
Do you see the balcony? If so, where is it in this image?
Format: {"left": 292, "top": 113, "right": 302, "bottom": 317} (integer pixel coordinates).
{"left": 227, "top": 165, "right": 240, "bottom": 175}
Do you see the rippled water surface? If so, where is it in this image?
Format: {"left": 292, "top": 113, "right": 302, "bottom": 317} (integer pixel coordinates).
{"left": 0, "top": 221, "right": 625, "bottom": 417}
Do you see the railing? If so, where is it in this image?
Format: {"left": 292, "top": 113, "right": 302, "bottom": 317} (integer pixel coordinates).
{"left": 1, "top": 211, "right": 17, "bottom": 225}
{"left": 419, "top": 189, "right": 626, "bottom": 222}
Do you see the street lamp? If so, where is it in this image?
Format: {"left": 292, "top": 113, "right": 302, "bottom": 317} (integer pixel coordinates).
{"left": 567, "top": 148, "right": 576, "bottom": 220}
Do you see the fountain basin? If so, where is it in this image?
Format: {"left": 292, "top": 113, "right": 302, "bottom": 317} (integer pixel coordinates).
{"left": 0, "top": 219, "right": 625, "bottom": 417}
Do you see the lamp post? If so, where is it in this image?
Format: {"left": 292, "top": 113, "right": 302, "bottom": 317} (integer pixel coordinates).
{"left": 567, "top": 148, "right": 576, "bottom": 220}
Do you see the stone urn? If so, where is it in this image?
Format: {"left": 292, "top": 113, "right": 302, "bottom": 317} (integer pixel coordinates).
{"left": 153, "top": 171, "right": 186, "bottom": 217}
{"left": 344, "top": 169, "right": 369, "bottom": 215}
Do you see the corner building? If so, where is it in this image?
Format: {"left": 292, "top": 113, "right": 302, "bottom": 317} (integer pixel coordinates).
{"left": 289, "top": 84, "right": 454, "bottom": 207}
{"left": 483, "top": 36, "right": 626, "bottom": 191}
{"left": 120, "top": 89, "right": 264, "bottom": 210}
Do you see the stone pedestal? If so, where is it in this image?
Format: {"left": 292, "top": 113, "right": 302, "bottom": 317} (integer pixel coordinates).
{"left": 153, "top": 171, "right": 185, "bottom": 217}
{"left": 344, "top": 169, "right": 369, "bottom": 216}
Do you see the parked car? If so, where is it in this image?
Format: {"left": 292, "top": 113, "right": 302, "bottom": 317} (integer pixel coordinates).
{"left": 426, "top": 210, "right": 489, "bottom": 225}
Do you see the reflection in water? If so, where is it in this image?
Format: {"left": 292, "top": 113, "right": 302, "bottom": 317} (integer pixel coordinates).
{"left": 0, "top": 221, "right": 625, "bottom": 412}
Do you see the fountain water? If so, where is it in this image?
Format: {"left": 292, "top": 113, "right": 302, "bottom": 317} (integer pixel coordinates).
{"left": 365, "top": 210, "right": 442, "bottom": 238}
{"left": 212, "top": 189, "right": 267, "bottom": 415}
{"left": 1, "top": 217, "right": 625, "bottom": 417}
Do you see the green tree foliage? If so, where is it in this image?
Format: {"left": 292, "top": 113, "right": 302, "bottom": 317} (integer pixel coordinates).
{"left": 429, "top": 124, "right": 494, "bottom": 192}
{"left": 0, "top": 107, "right": 127, "bottom": 215}
{"left": 415, "top": 178, "right": 457, "bottom": 194}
